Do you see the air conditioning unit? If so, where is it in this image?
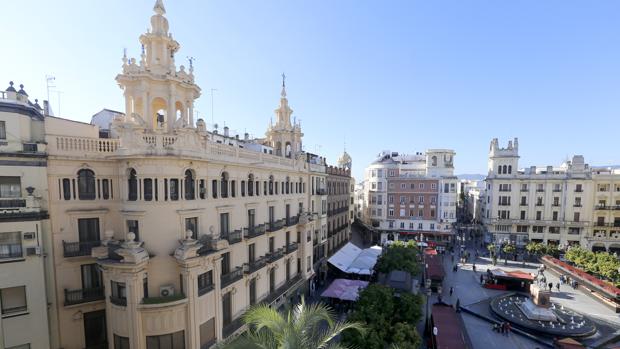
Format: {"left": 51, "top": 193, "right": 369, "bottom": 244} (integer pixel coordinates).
{"left": 26, "top": 247, "right": 41, "bottom": 256}
{"left": 159, "top": 285, "right": 175, "bottom": 297}
{"left": 23, "top": 232, "right": 36, "bottom": 240}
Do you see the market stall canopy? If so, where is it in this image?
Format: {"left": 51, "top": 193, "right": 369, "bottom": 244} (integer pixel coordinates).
{"left": 321, "top": 279, "right": 369, "bottom": 301}
{"left": 328, "top": 242, "right": 382, "bottom": 275}
{"left": 489, "top": 268, "right": 535, "bottom": 281}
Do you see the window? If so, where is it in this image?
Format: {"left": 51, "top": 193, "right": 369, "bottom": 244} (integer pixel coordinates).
{"left": 532, "top": 226, "right": 544, "bottom": 233}
{"left": 520, "top": 211, "right": 526, "bottom": 220}
{"left": 0, "top": 177, "right": 20, "bottom": 198}
{"left": 200, "top": 319, "right": 216, "bottom": 348}
{"left": 199, "top": 179, "right": 206, "bottom": 199}
{"left": 400, "top": 183, "right": 406, "bottom": 189}
{"left": 62, "top": 178, "right": 71, "bottom": 200}
{"left": 111, "top": 281, "right": 126, "bottom": 304}
{"left": 168, "top": 178, "right": 179, "bottom": 201}
{"left": 211, "top": 180, "right": 218, "bottom": 198}
{"left": 78, "top": 169, "right": 96, "bottom": 200}
{"left": 185, "top": 217, "right": 198, "bottom": 239}
{"left": 574, "top": 212, "right": 580, "bottom": 222}
{"left": 197, "top": 271, "right": 213, "bottom": 296}
{"left": 575, "top": 184, "right": 583, "bottom": 192}
{"left": 81, "top": 263, "right": 102, "bottom": 290}
{"left": 78, "top": 218, "right": 100, "bottom": 242}
{"left": 143, "top": 178, "right": 153, "bottom": 201}
{"left": 430, "top": 223, "right": 435, "bottom": 230}
{"left": 0, "top": 231, "right": 22, "bottom": 259}
{"left": 114, "top": 335, "right": 130, "bottom": 349}
{"left": 146, "top": 331, "right": 185, "bottom": 349}
{"left": 552, "top": 211, "right": 558, "bottom": 221}
{"left": 418, "top": 223, "right": 423, "bottom": 229}
{"left": 418, "top": 209, "right": 423, "bottom": 217}
{"left": 219, "top": 213, "right": 229, "bottom": 236}
{"left": 418, "top": 196, "right": 424, "bottom": 204}
{"left": 431, "top": 183, "right": 437, "bottom": 190}
{"left": 0, "top": 286, "right": 27, "bottom": 315}
{"left": 388, "top": 209, "right": 394, "bottom": 217}
{"left": 0, "top": 121, "right": 5, "bottom": 139}
{"left": 221, "top": 252, "right": 232, "bottom": 278}
{"left": 219, "top": 172, "right": 228, "bottom": 198}
{"left": 185, "top": 170, "right": 195, "bottom": 200}
{"left": 399, "top": 222, "right": 405, "bottom": 229}
{"left": 102, "top": 179, "right": 111, "bottom": 200}
{"left": 248, "top": 174, "right": 254, "bottom": 196}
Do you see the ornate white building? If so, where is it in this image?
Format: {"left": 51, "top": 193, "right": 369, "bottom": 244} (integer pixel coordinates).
{"left": 482, "top": 138, "right": 620, "bottom": 252}
{"left": 32, "top": 1, "right": 351, "bottom": 348}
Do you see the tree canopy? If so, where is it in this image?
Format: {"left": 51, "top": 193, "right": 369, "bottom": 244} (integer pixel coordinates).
{"left": 565, "top": 246, "right": 620, "bottom": 286}
{"left": 341, "top": 284, "right": 423, "bottom": 349}
{"left": 374, "top": 240, "right": 420, "bottom": 276}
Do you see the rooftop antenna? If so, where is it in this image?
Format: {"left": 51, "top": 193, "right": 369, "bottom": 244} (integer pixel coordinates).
{"left": 46, "top": 75, "right": 56, "bottom": 103}
{"left": 210, "top": 88, "right": 217, "bottom": 124}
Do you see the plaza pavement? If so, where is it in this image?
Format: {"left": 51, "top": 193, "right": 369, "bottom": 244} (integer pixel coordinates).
{"left": 436, "top": 242, "right": 620, "bottom": 348}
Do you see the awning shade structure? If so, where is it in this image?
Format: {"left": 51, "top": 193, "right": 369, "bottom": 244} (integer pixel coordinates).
{"left": 321, "top": 279, "right": 369, "bottom": 301}
{"left": 327, "top": 242, "right": 382, "bottom": 275}
{"left": 489, "top": 268, "right": 535, "bottom": 281}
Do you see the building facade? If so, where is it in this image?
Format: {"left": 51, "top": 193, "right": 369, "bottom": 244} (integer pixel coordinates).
{"left": 0, "top": 84, "right": 51, "bottom": 349}
{"left": 360, "top": 150, "right": 457, "bottom": 249}
{"left": 38, "top": 1, "right": 350, "bottom": 348}
{"left": 482, "top": 138, "right": 620, "bottom": 252}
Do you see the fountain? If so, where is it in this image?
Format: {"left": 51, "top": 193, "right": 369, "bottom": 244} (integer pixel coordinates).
{"left": 490, "top": 284, "right": 596, "bottom": 337}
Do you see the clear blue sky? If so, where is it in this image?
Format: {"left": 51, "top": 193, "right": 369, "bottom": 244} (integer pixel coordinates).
{"left": 2, "top": 1, "right": 619, "bottom": 180}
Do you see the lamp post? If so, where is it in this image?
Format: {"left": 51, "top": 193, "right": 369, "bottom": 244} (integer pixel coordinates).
{"left": 425, "top": 278, "right": 432, "bottom": 340}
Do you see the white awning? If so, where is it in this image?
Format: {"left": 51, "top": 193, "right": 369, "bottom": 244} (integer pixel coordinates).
{"left": 328, "top": 243, "right": 382, "bottom": 275}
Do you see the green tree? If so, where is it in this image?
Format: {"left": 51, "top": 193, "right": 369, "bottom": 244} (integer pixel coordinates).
{"left": 502, "top": 243, "right": 516, "bottom": 264}
{"left": 342, "top": 284, "right": 423, "bottom": 349}
{"left": 375, "top": 242, "right": 420, "bottom": 275}
{"left": 487, "top": 243, "right": 497, "bottom": 265}
{"left": 221, "top": 298, "right": 364, "bottom": 349}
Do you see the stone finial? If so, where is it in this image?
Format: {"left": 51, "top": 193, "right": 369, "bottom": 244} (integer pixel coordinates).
{"left": 153, "top": 0, "right": 166, "bottom": 15}
{"left": 17, "top": 84, "right": 28, "bottom": 96}
{"left": 6, "top": 81, "right": 16, "bottom": 92}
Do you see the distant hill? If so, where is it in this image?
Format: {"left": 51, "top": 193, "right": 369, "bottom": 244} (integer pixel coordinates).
{"left": 457, "top": 174, "right": 485, "bottom": 181}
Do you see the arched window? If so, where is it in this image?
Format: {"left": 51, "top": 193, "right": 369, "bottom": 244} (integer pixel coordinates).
{"left": 269, "top": 176, "right": 274, "bottom": 195}
{"left": 127, "top": 168, "right": 137, "bottom": 201}
{"left": 248, "top": 174, "right": 254, "bottom": 196}
{"left": 508, "top": 165, "right": 512, "bottom": 174}
{"left": 220, "top": 172, "right": 229, "bottom": 198}
{"left": 78, "top": 169, "right": 96, "bottom": 200}
{"left": 431, "top": 156, "right": 437, "bottom": 166}
{"left": 497, "top": 165, "right": 502, "bottom": 174}
{"left": 286, "top": 177, "right": 290, "bottom": 194}
{"left": 502, "top": 165, "right": 507, "bottom": 174}
{"left": 185, "top": 170, "right": 195, "bottom": 200}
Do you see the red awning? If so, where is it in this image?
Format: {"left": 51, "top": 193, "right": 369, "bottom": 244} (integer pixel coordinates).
{"left": 424, "top": 248, "right": 438, "bottom": 255}
{"left": 432, "top": 304, "right": 469, "bottom": 349}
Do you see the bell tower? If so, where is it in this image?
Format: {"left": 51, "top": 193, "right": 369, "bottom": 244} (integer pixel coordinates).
{"left": 116, "top": 0, "right": 201, "bottom": 133}
{"left": 265, "top": 74, "right": 303, "bottom": 158}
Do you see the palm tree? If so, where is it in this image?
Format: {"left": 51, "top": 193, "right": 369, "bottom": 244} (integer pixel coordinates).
{"left": 220, "top": 297, "right": 365, "bottom": 349}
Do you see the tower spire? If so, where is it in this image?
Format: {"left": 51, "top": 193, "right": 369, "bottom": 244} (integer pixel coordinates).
{"left": 281, "top": 72, "right": 286, "bottom": 98}
{"left": 153, "top": 0, "right": 166, "bottom": 15}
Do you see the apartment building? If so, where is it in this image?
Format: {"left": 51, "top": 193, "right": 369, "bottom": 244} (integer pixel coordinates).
{"left": 326, "top": 153, "right": 353, "bottom": 257}
{"left": 482, "top": 138, "right": 620, "bottom": 252}
{"left": 0, "top": 84, "right": 51, "bottom": 349}
{"left": 39, "top": 2, "right": 347, "bottom": 348}
{"left": 361, "top": 150, "right": 457, "bottom": 249}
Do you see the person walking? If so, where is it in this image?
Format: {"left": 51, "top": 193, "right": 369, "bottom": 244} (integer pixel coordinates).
{"left": 556, "top": 282, "right": 560, "bottom": 292}
{"left": 449, "top": 286, "right": 454, "bottom": 297}
{"left": 472, "top": 264, "right": 477, "bottom": 273}
{"left": 548, "top": 282, "right": 553, "bottom": 292}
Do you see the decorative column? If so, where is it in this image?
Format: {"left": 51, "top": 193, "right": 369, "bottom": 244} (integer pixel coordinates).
{"left": 188, "top": 100, "right": 194, "bottom": 127}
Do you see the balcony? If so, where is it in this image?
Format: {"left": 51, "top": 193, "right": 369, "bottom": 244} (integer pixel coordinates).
{"left": 575, "top": 189, "right": 583, "bottom": 192}
{"left": 142, "top": 293, "right": 186, "bottom": 305}
{"left": 535, "top": 203, "right": 544, "bottom": 207}
{"left": 595, "top": 205, "right": 613, "bottom": 210}
{"left": 64, "top": 287, "right": 105, "bottom": 306}
{"left": 573, "top": 204, "right": 582, "bottom": 207}
{"left": 267, "top": 219, "right": 285, "bottom": 232}
{"left": 0, "top": 244, "right": 22, "bottom": 259}
{"left": 266, "top": 248, "right": 285, "bottom": 263}
{"left": 110, "top": 296, "right": 127, "bottom": 306}
{"left": 0, "top": 198, "right": 26, "bottom": 209}
{"left": 243, "top": 224, "right": 266, "bottom": 239}
{"left": 221, "top": 266, "right": 243, "bottom": 288}
{"left": 286, "top": 215, "right": 299, "bottom": 226}
{"left": 63, "top": 240, "right": 101, "bottom": 257}
{"left": 316, "top": 188, "right": 326, "bottom": 195}
{"left": 222, "top": 315, "right": 245, "bottom": 338}
{"left": 222, "top": 230, "right": 242, "bottom": 245}
{"left": 552, "top": 203, "right": 560, "bottom": 207}
{"left": 286, "top": 242, "right": 299, "bottom": 254}
{"left": 244, "top": 256, "right": 267, "bottom": 274}
{"left": 198, "top": 284, "right": 214, "bottom": 297}
{"left": 262, "top": 274, "right": 302, "bottom": 305}
{"left": 520, "top": 188, "right": 529, "bottom": 192}
{"left": 536, "top": 189, "right": 545, "bottom": 192}
{"left": 553, "top": 189, "right": 562, "bottom": 192}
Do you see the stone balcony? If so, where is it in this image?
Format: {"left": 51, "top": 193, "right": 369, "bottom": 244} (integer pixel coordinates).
{"left": 0, "top": 195, "right": 46, "bottom": 221}
{"left": 64, "top": 287, "right": 105, "bottom": 306}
